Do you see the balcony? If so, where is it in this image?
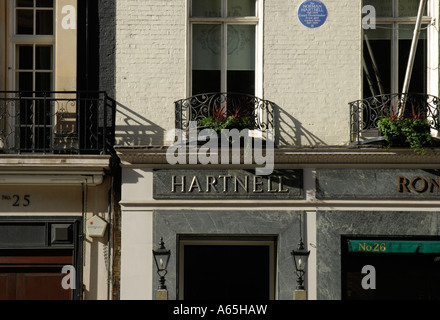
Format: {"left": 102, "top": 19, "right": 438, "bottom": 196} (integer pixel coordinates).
{"left": 349, "top": 93, "right": 440, "bottom": 146}
{"left": 174, "top": 92, "right": 275, "bottom": 142}
{"left": 0, "top": 91, "right": 116, "bottom": 155}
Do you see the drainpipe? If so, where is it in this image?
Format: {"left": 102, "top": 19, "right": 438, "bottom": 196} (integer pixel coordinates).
{"left": 80, "top": 178, "right": 89, "bottom": 300}
{"left": 107, "top": 185, "right": 112, "bottom": 300}
{"left": 399, "top": 0, "right": 427, "bottom": 117}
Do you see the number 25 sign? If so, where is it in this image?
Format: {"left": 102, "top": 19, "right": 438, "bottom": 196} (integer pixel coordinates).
{"left": 1, "top": 194, "right": 31, "bottom": 207}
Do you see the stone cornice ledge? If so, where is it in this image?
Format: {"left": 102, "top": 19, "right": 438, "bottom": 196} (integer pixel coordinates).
{"left": 115, "top": 146, "right": 440, "bottom": 168}
{"left": 0, "top": 155, "right": 112, "bottom": 185}
{"left": 0, "top": 155, "right": 112, "bottom": 171}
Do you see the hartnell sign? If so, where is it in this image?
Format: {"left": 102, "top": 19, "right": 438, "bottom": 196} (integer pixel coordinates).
{"left": 153, "top": 169, "right": 303, "bottom": 200}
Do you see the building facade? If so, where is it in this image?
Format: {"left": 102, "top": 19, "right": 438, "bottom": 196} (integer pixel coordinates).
{"left": 2, "top": 0, "right": 440, "bottom": 301}
{"left": 115, "top": 0, "right": 440, "bottom": 300}
{"left": 0, "top": 0, "right": 119, "bottom": 300}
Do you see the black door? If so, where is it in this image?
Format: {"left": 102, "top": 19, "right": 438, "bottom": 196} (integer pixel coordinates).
{"left": 179, "top": 237, "right": 276, "bottom": 300}
{"left": 342, "top": 237, "right": 440, "bottom": 300}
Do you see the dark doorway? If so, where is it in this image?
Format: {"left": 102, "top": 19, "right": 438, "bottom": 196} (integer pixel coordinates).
{"left": 179, "top": 236, "right": 276, "bottom": 300}
{"left": 342, "top": 236, "right": 440, "bottom": 300}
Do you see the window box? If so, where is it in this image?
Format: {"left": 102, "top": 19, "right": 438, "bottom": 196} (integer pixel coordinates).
{"left": 377, "top": 116, "right": 433, "bottom": 154}
{"left": 349, "top": 93, "right": 440, "bottom": 154}
{"left": 175, "top": 92, "right": 275, "bottom": 144}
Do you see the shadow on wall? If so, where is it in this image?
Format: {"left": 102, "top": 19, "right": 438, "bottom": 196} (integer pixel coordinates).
{"left": 115, "top": 102, "right": 165, "bottom": 146}
{"left": 99, "top": 0, "right": 116, "bottom": 98}
{"left": 96, "top": 1, "right": 164, "bottom": 147}
{"left": 275, "top": 105, "right": 327, "bottom": 147}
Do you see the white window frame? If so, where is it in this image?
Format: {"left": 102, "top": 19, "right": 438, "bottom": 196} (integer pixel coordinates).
{"left": 363, "top": 0, "right": 439, "bottom": 97}
{"left": 1, "top": 0, "right": 78, "bottom": 152}
{"left": 188, "top": 0, "right": 263, "bottom": 97}
{"left": 7, "top": 0, "right": 55, "bottom": 92}
{"left": 3, "top": 0, "right": 56, "bottom": 152}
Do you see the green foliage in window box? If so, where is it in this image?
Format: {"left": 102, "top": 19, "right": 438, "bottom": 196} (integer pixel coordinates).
{"left": 377, "top": 115, "right": 433, "bottom": 154}
{"left": 201, "top": 115, "right": 250, "bottom": 132}
{"left": 200, "top": 102, "right": 252, "bottom": 133}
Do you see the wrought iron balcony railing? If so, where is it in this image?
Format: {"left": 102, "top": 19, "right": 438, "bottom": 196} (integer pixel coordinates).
{"left": 174, "top": 92, "right": 275, "bottom": 141}
{"left": 349, "top": 93, "right": 440, "bottom": 145}
{"left": 0, "top": 91, "right": 116, "bottom": 155}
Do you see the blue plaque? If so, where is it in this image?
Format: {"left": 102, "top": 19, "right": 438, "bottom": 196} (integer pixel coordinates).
{"left": 298, "top": 0, "right": 328, "bottom": 28}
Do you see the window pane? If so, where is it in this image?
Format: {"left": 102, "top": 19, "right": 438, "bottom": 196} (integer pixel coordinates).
{"left": 363, "top": 26, "right": 391, "bottom": 98}
{"left": 227, "top": 25, "right": 255, "bottom": 94}
{"left": 192, "top": 24, "right": 221, "bottom": 94}
{"left": 17, "top": 9, "right": 33, "bottom": 34}
{"left": 227, "top": 25, "right": 255, "bottom": 71}
{"left": 16, "top": 72, "right": 33, "bottom": 91}
{"left": 35, "top": 72, "right": 52, "bottom": 91}
{"left": 36, "top": 46, "right": 53, "bottom": 70}
{"left": 192, "top": 0, "right": 221, "bottom": 17}
{"left": 19, "top": 128, "right": 33, "bottom": 151}
{"left": 192, "top": 70, "right": 221, "bottom": 94}
{"left": 399, "top": 0, "right": 427, "bottom": 17}
{"left": 228, "top": 0, "right": 256, "bottom": 17}
{"left": 17, "top": 0, "right": 34, "bottom": 7}
{"left": 363, "top": 0, "right": 392, "bottom": 17}
{"left": 34, "top": 127, "right": 51, "bottom": 151}
{"left": 36, "top": 10, "right": 53, "bottom": 35}
{"left": 398, "top": 25, "right": 427, "bottom": 94}
{"left": 17, "top": 45, "right": 33, "bottom": 70}
{"left": 227, "top": 71, "right": 255, "bottom": 95}
{"left": 192, "top": 25, "right": 221, "bottom": 71}
{"left": 34, "top": 99, "right": 51, "bottom": 125}
{"left": 36, "top": 0, "right": 53, "bottom": 8}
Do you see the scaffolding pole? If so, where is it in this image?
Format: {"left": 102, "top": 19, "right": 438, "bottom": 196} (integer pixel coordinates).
{"left": 364, "top": 34, "right": 385, "bottom": 97}
{"left": 399, "top": 0, "right": 427, "bottom": 117}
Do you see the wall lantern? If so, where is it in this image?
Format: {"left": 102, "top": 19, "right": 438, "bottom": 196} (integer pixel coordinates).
{"left": 291, "top": 238, "right": 310, "bottom": 290}
{"left": 152, "top": 237, "right": 171, "bottom": 290}
{"left": 291, "top": 213, "right": 310, "bottom": 291}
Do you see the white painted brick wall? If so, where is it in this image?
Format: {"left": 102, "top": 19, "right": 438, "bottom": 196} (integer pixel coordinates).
{"left": 264, "top": 0, "right": 361, "bottom": 146}
{"left": 115, "top": 0, "right": 187, "bottom": 146}
{"left": 114, "top": 0, "right": 361, "bottom": 147}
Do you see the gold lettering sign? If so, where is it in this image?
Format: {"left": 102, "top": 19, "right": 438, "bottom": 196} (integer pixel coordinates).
{"left": 398, "top": 176, "right": 440, "bottom": 193}
{"left": 358, "top": 242, "right": 387, "bottom": 252}
{"left": 171, "top": 174, "right": 290, "bottom": 194}
{"left": 154, "top": 169, "right": 303, "bottom": 200}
